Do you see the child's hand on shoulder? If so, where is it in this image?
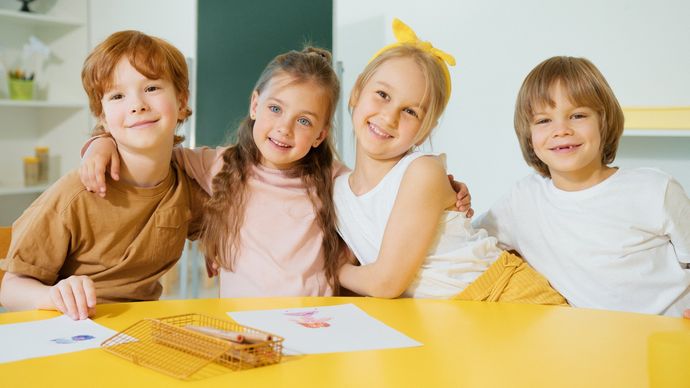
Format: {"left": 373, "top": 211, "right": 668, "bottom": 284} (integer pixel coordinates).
{"left": 80, "top": 137, "right": 120, "bottom": 197}
{"left": 49, "top": 275, "right": 96, "bottom": 320}
{"left": 684, "top": 309, "right": 690, "bottom": 319}
{"left": 448, "top": 174, "right": 474, "bottom": 217}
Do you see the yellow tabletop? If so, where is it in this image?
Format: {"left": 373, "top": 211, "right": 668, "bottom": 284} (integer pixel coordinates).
{"left": 1, "top": 298, "right": 689, "bottom": 387}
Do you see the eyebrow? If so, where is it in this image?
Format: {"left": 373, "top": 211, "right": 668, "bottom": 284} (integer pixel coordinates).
{"left": 373, "top": 80, "right": 394, "bottom": 90}
{"left": 267, "top": 97, "right": 320, "bottom": 118}
{"left": 532, "top": 104, "right": 593, "bottom": 115}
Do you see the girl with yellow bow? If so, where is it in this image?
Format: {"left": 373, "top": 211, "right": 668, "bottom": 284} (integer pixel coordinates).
{"left": 334, "top": 19, "right": 567, "bottom": 305}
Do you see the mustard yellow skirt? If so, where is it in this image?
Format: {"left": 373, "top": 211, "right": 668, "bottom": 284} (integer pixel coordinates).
{"left": 453, "top": 251, "right": 568, "bottom": 306}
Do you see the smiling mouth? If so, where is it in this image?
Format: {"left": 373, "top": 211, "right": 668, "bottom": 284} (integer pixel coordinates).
{"left": 368, "top": 123, "right": 392, "bottom": 139}
{"left": 550, "top": 144, "right": 581, "bottom": 151}
{"left": 269, "top": 137, "right": 292, "bottom": 148}
{"left": 127, "top": 119, "right": 158, "bottom": 128}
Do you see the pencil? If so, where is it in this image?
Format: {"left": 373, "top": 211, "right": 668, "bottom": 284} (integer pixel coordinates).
{"left": 184, "top": 325, "right": 245, "bottom": 343}
{"left": 242, "top": 332, "right": 273, "bottom": 344}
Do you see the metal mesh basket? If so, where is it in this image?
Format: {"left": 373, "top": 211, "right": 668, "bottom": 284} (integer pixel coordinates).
{"left": 101, "top": 313, "right": 283, "bottom": 379}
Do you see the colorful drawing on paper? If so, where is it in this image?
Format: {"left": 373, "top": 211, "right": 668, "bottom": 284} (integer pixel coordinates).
{"left": 284, "top": 309, "right": 332, "bottom": 328}
{"left": 50, "top": 334, "right": 96, "bottom": 344}
{"left": 228, "top": 304, "right": 422, "bottom": 355}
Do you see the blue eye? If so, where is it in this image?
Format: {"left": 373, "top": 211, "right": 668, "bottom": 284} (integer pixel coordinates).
{"left": 298, "top": 117, "right": 312, "bottom": 126}
{"left": 269, "top": 105, "right": 281, "bottom": 113}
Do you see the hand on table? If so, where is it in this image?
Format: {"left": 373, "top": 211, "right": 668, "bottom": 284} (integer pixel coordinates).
{"left": 49, "top": 275, "right": 96, "bottom": 320}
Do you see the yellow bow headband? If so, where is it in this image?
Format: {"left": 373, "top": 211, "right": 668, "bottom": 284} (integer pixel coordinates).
{"left": 370, "top": 18, "right": 456, "bottom": 98}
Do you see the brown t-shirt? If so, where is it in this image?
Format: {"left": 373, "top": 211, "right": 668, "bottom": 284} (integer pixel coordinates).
{"left": 0, "top": 163, "right": 201, "bottom": 303}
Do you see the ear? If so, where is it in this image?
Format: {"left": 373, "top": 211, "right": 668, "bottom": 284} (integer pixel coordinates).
{"left": 177, "top": 95, "right": 189, "bottom": 120}
{"left": 178, "top": 94, "right": 188, "bottom": 112}
{"left": 249, "top": 90, "right": 259, "bottom": 120}
{"left": 312, "top": 127, "right": 328, "bottom": 148}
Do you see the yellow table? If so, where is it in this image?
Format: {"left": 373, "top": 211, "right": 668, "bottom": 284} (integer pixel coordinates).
{"left": 1, "top": 297, "right": 689, "bottom": 387}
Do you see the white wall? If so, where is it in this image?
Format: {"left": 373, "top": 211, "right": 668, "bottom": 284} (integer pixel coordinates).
{"left": 334, "top": 0, "right": 690, "bottom": 214}
{"left": 88, "top": 0, "right": 197, "bottom": 144}
{"left": 88, "top": 0, "right": 196, "bottom": 57}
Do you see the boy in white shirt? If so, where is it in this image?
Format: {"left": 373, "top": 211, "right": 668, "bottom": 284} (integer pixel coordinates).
{"left": 476, "top": 56, "right": 690, "bottom": 317}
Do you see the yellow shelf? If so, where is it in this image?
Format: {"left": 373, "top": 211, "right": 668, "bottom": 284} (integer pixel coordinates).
{"left": 623, "top": 106, "right": 690, "bottom": 130}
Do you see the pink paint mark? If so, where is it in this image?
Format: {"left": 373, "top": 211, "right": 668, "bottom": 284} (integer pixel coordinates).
{"left": 285, "top": 309, "right": 332, "bottom": 329}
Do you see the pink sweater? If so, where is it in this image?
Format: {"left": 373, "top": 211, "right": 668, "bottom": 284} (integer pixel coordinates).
{"left": 175, "top": 147, "right": 346, "bottom": 297}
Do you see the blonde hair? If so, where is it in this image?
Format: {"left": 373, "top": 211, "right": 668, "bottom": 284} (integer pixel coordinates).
{"left": 349, "top": 44, "right": 450, "bottom": 146}
{"left": 514, "top": 56, "right": 625, "bottom": 177}
{"left": 81, "top": 30, "right": 191, "bottom": 145}
{"left": 201, "top": 47, "right": 344, "bottom": 291}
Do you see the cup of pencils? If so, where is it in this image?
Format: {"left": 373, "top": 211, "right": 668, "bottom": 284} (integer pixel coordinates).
{"left": 8, "top": 69, "right": 35, "bottom": 100}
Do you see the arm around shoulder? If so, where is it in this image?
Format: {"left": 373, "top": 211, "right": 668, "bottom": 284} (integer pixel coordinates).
{"left": 173, "top": 146, "right": 229, "bottom": 195}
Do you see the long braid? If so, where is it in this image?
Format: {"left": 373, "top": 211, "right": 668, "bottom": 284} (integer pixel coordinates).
{"left": 298, "top": 135, "right": 342, "bottom": 293}
{"left": 199, "top": 117, "right": 259, "bottom": 269}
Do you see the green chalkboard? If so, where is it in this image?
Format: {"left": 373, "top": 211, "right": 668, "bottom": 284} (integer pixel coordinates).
{"left": 196, "top": 0, "right": 333, "bottom": 146}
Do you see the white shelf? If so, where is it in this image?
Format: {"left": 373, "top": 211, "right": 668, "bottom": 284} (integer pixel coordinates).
{"left": 0, "top": 99, "right": 86, "bottom": 109}
{"left": 0, "top": 8, "right": 83, "bottom": 27}
{"left": 0, "top": 184, "right": 49, "bottom": 196}
{"left": 623, "top": 129, "right": 690, "bottom": 138}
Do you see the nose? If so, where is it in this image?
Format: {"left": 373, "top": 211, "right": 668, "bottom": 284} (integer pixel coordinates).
{"left": 381, "top": 104, "right": 399, "bottom": 128}
{"left": 551, "top": 119, "right": 573, "bottom": 137}
{"left": 129, "top": 96, "right": 148, "bottom": 114}
{"left": 275, "top": 117, "right": 294, "bottom": 137}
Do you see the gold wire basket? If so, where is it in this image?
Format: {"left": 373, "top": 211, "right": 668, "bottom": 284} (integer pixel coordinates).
{"left": 101, "top": 313, "right": 283, "bottom": 379}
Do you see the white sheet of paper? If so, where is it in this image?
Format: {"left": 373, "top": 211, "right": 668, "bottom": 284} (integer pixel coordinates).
{"left": 0, "top": 315, "right": 117, "bottom": 363}
{"left": 228, "top": 303, "right": 421, "bottom": 355}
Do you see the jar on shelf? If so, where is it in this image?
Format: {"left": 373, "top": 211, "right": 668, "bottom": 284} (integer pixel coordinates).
{"left": 23, "top": 156, "right": 40, "bottom": 186}
{"left": 35, "top": 146, "right": 49, "bottom": 183}
{"left": 8, "top": 78, "right": 35, "bottom": 100}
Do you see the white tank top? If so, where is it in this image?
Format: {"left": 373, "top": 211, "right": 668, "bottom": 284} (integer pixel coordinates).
{"left": 334, "top": 151, "right": 502, "bottom": 298}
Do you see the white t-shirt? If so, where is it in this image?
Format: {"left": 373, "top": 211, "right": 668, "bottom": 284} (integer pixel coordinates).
{"left": 475, "top": 168, "right": 690, "bottom": 316}
{"left": 334, "top": 152, "right": 501, "bottom": 298}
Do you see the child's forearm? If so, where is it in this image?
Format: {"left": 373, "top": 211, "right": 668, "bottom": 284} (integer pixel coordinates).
{"left": 0, "top": 272, "right": 54, "bottom": 311}
{"left": 80, "top": 134, "right": 115, "bottom": 158}
{"left": 339, "top": 263, "right": 406, "bottom": 298}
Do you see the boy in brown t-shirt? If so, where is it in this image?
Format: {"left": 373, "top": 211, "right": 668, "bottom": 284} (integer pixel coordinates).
{"left": 0, "top": 31, "right": 202, "bottom": 320}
